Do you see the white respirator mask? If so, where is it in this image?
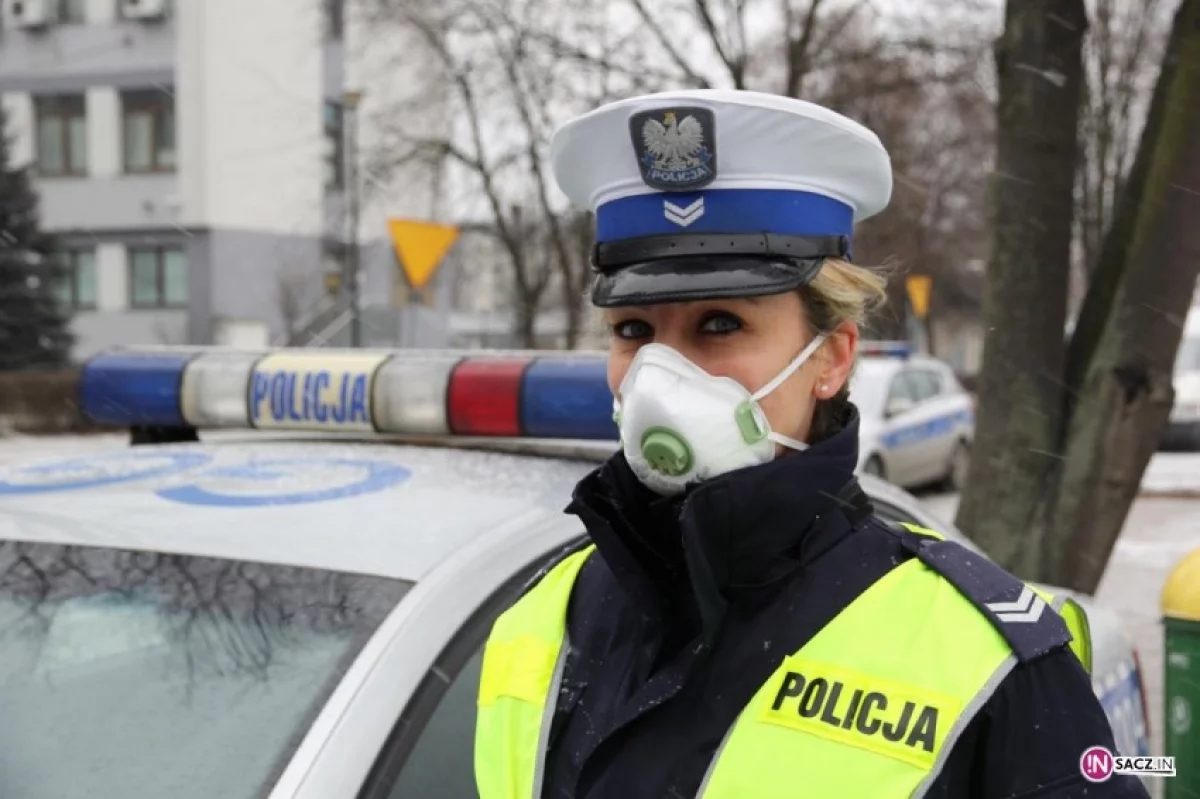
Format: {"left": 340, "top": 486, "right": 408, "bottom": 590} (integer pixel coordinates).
{"left": 614, "top": 334, "right": 828, "bottom": 496}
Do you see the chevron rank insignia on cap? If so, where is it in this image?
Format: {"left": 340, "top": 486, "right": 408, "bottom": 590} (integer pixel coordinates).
{"left": 663, "top": 197, "right": 705, "bottom": 227}
{"left": 629, "top": 107, "right": 717, "bottom": 191}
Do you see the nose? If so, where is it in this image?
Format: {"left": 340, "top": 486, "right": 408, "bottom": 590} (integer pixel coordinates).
{"left": 648, "top": 327, "right": 698, "bottom": 361}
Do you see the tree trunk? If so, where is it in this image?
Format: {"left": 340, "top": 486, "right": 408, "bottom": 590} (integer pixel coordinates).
{"left": 1033, "top": 0, "right": 1200, "bottom": 593}
{"left": 1064, "top": 0, "right": 1190, "bottom": 419}
{"left": 515, "top": 302, "right": 539, "bottom": 349}
{"left": 954, "top": 0, "right": 1088, "bottom": 577}
{"left": 562, "top": 291, "right": 582, "bottom": 350}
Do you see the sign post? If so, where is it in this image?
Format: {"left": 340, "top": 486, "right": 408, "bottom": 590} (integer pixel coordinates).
{"left": 386, "top": 219, "right": 460, "bottom": 347}
{"left": 906, "top": 274, "right": 934, "bottom": 354}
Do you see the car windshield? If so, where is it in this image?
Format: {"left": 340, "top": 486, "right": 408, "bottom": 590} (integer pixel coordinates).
{"left": 848, "top": 360, "right": 893, "bottom": 419}
{"left": 1176, "top": 335, "right": 1200, "bottom": 375}
{"left": 0, "top": 541, "right": 411, "bottom": 799}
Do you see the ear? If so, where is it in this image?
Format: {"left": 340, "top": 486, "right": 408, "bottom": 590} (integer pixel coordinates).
{"left": 817, "top": 322, "right": 859, "bottom": 397}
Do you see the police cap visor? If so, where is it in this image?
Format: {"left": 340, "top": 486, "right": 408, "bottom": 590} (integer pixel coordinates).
{"left": 591, "top": 256, "right": 825, "bottom": 308}
{"left": 588, "top": 231, "right": 848, "bottom": 308}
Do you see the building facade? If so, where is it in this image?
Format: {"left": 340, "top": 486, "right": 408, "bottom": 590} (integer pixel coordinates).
{"left": 0, "top": 0, "right": 359, "bottom": 358}
{"left": 1, "top": 0, "right": 598, "bottom": 359}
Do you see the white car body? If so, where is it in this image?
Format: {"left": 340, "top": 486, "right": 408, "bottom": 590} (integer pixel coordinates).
{"left": 850, "top": 351, "right": 976, "bottom": 490}
{"left": 0, "top": 345, "right": 1144, "bottom": 797}
{"left": 0, "top": 434, "right": 1149, "bottom": 798}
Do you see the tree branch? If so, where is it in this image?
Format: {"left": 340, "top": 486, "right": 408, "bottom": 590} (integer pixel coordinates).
{"left": 627, "top": 0, "right": 713, "bottom": 87}
{"left": 692, "top": 0, "right": 745, "bottom": 87}
{"left": 784, "top": 0, "right": 828, "bottom": 97}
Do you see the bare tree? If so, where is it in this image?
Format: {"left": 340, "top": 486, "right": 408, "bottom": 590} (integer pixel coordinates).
{"left": 151, "top": 321, "right": 188, "bottom": 346}
{"left": 357, "top": 0, "right": 646, "bottom": 348}
{"left": 275, "top": 265, "right": 312, "bottom": 346}
{"left": 1074, "top": 0, "right": 1172, "bottom": 290}
{"left": 358, "top": 0, "right": 1000, "bottom": 350}
{"left": 956, "top": 0, "right": 1089, "bottom": 582}
{"left": 958, "top": 0, "right": 1200, "bottom": 592}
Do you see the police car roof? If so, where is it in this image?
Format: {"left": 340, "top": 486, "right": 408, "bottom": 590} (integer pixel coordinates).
{"left": 31, "top": 344, "right": 963, "bottom": 582}
{"left": 0, "top": 436, "right": 600, "bottom": 582}
{"left": 0, "top": 433, "right": 977, "bottom": 581}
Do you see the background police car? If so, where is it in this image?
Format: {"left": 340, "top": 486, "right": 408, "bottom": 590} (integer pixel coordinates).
{"left": 1163, "top": 306, "right": 1200, "bottom": 450}
{"left": 850, "top": 342, "right": 976, "bottom": 491}
{"left": 0, "top": 347, "right": 1150, "bottom": 798}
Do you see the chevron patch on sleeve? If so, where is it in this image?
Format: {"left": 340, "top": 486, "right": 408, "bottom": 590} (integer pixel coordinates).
{"left": 985, "top": 586, "right": 1047, "bottom": 624}
{"left": 887, "top": 528, "right": 1073, "bottom": 663}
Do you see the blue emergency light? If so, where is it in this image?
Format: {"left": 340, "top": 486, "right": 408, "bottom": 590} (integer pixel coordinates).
{"left": 78, "top": 347, "right": 622, "bottom": 441}
{"left": 858, "top": 340, "right": 912, "bottom": 358}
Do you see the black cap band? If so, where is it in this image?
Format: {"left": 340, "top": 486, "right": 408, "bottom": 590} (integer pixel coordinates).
{"left": 593, "top": 232, "right": 851, "bottom": 272}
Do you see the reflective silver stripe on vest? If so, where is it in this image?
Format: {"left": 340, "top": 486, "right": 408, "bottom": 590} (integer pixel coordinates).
{"left": 1050, "top": 594, "right": 1066, "bottom": 612}
{"left": 909, "top": 654, "right": 1017, "bottom": 799}
{"left": 693, "top": 654, "right": 1019, "bottom": 799}
{"left": 531, "top": 635, "right": 571, "bottom": 798}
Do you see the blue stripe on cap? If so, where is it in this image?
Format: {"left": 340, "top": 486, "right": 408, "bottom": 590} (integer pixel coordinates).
{"left": 595, "top": 189, "right": 854, "bottom": 243}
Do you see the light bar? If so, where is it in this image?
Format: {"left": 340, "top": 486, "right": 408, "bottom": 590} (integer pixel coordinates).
{"left": 80, "top": 351, "right": 195, "bottom": 426}
{"left": 79, "top": 347, "right": 622, "bottom": 441}
{"left": 858, "top": 340, "right": 912, "bottom": 358}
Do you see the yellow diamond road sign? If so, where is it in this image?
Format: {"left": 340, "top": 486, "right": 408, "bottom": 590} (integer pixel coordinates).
{"left": 906, "top": 274, "right": 933, "bottom": 320}
{"left": 387, "top": 219, "right": 460, "bottom": 290}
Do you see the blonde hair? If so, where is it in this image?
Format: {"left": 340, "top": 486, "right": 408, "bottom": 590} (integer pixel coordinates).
{"left": 802, "top": 258, "right": 890, "bottom": 441}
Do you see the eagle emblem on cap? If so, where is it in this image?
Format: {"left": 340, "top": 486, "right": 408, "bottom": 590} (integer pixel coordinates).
{"left": 629, "top": 107, "right": 717, "bottom": 191}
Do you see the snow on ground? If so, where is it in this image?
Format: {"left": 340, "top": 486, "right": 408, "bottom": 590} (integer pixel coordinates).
{"left": 921, "top": 486, "right": 1200, "bottom": 761}
{"left": 1097, "top": 498, "right": 1200, "bottom": 762}
{"left": 1142, "top": 452, "right": 1200, "bottom": 496}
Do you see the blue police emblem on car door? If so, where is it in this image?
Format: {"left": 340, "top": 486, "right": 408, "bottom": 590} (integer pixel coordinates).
{"left": 629, "top": 107, "right": 717, "bottom": 191}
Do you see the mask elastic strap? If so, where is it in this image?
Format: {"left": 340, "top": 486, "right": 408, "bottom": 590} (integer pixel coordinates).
{"left": 769, "top": 431, "right": 809, "bottom": 452}
{"left": 750, "top": 333, "right": 828, "bottom": 402}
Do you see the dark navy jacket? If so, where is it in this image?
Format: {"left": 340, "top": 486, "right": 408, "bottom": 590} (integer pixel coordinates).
{"left": 539, "top": 403, "right": 1149, "bottom": 799}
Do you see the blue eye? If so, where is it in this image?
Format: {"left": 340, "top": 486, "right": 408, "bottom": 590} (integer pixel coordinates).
{"left": 700, "top": 313, "right": 743, "bottom": 335}
{"left": 611, "top": 319, "right": 652, "bottom": 340}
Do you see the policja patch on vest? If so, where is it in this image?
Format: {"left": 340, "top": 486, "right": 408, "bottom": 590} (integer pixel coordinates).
{"left": 760, "top": 657, "right": 963, "bottom": 770}
{"left": 629, "top": 106, "right": 717, "bottom": 191}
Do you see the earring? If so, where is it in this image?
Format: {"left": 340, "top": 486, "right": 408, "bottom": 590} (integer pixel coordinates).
{"left": 819, "top": 383, "right": 830, "bottom": 397}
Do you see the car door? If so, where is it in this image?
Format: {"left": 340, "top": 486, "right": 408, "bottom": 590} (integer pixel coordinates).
{"left": 878, "top": 371, "right": 924, "bottom": 487}
{"left": 354, "top": 537, "right": 590, "bottom": 799}
{"left": 907, "top": 367, "right": 957, "bottom": 483}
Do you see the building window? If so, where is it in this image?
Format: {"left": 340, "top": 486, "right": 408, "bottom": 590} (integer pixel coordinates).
{"left": 35, "top": 95, "right": 88, "bottom": 177}
{"left": 324, "top": 101, "right": 344, "bottom": 190}
{"left": 122, "top": 89, "right": 176, "bottom": 173}
{"left": 326, "top": 0, "right": 344, "bottom": 38}
{"left": 52, "top": 249, "right": 97, "bottom": 309}
{"left": 129, "top": 247, "right": 187, "bottom": 308}
{"left": 58, "top": 0, "right": 87, "bottom": 23}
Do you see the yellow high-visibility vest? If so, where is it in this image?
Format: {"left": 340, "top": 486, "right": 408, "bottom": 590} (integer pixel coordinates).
{"left": 475, "top": 523, "right": 1092, "bottom": 799}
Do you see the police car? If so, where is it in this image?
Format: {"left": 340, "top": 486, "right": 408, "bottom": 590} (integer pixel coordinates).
{"left": 850, "top": 342, "right": 976, "bottom": 491}
{"left": 0, "top": 347, "right": 1149, "bottom": 798}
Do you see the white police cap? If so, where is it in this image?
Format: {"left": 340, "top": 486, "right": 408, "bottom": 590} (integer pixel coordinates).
{"left": 550, "top": 89, "right": 893, "bottom": 307}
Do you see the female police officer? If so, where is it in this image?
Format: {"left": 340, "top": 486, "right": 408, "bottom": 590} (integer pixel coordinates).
{"left": 474, "top": 90, "right": 1148, "bottom": 799}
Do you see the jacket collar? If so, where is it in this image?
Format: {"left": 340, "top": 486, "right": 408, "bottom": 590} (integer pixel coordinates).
{"left": 566, "top": 402, "right": 865, "bottom": 645}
